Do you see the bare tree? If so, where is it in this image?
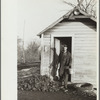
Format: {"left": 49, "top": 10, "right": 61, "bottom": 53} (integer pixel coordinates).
{"left": 17, "top": 37, "right": 23, "bottom": 63}
{"left": 25, "top": 41, "right": 40, "bottom": 63}
{"left": 63, "top": 0, "right": 97, "bottom": 18}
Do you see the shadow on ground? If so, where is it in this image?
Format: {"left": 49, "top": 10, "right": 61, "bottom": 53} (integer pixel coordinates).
{"left": 18, "top": 90, "right": 96, "bottom": 100}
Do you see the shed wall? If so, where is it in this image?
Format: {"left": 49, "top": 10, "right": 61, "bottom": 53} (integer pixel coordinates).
{"left": 40, "top": 36, "right": 51, "bottom": 76}
{"left": 42, "top": 21, "right": 97, "bottom": 87}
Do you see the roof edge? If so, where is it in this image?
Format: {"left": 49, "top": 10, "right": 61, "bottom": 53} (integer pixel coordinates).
{"left": 79, "top": 9, "right": 97, "bottom": 22}
{"left": 37, "top": 8, "right": 96, "bottom": 36}
{"left": 37, "top": 17, "right": 64, "bottom": 36}
{"left": 37, "top": 10, "right": 73, "bottom": 36}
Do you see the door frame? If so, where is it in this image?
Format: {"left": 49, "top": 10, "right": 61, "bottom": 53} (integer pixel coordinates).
{"left": 50, "top": 34, "right": 75, "bottom": 82}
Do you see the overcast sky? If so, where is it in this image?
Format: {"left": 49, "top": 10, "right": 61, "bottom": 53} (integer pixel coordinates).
{"left": 17, "top": 0, "right": 78, "bottom": 47}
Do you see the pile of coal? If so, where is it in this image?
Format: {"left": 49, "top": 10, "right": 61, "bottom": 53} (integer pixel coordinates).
{"left": 18, "top": 75, "right": 61, "bottom": 92}
{"left": 18, "top": 75, "right": 97, "bottom": 98}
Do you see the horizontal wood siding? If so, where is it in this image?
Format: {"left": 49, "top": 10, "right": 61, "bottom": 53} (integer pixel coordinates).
{"left": 44, "top": 21, "right": 97, "bottom": 87}
{"left": 74, "top": 30, "right": 97, "bottom": 87}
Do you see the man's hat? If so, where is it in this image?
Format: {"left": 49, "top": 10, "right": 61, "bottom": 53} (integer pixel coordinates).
{"left": 63, "top": 44, "right": 67, "bottom": 47}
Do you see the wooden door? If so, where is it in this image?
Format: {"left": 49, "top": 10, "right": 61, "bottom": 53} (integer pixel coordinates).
{"left": 54, "top": 38, "right": 60, "bottom": 77}
{"left": 54, "top": 38, "right": 60, "bottom": 56}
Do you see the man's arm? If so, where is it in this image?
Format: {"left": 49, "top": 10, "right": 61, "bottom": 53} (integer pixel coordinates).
{"left": 58, "top": 52, "right": 61, "bottom": 63}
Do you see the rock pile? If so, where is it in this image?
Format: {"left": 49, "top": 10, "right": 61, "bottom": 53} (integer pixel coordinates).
{"left": 18, "top": 75, "right": 96, "bottom": 98}
{"left": 18, "top": 75, "right": 61, "bottom": 92}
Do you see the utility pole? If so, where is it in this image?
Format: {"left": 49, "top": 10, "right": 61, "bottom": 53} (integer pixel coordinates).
{"left": 22, "top": 20, "right": 25, "bottom": 63}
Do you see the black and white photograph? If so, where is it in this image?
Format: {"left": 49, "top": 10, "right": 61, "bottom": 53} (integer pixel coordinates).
{"left": 1, "top": 0, "right": 99, "bottom": 100}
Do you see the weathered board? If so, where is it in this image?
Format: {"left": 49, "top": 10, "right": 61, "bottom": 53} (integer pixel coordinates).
{"left": 40, "top": 35, "right": 51, "bottom": 76}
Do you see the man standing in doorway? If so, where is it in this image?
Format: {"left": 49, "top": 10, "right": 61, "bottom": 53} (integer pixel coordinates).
{"left": 58, "top": 44, "right": 72, "bottom": 91}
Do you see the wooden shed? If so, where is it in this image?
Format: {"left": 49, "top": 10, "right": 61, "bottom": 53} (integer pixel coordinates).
{"left": 37, "top": 8, "right": 97, "bottom": 87}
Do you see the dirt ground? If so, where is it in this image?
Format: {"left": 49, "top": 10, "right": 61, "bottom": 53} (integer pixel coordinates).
{"left": 18, "top": 90, "right": 96, "bottom": 100}
{"left": 18, "top": 64, "right": 96, "bottom": 100}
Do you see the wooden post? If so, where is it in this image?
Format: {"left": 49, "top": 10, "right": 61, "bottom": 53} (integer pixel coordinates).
{"left": 40, "top": 34, "right": 44, "bottom": 75}
{"left": 22, "top": 20, "right": 25, "bottom": 63}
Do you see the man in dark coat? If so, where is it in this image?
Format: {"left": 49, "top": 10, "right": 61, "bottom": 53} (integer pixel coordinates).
{"left": 58, "top": 44, "right": 72, "bottom": 89}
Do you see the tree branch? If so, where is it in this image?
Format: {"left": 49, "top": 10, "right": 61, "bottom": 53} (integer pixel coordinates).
{"left": 85, "top": 0, "right": 93, "bottom": 11}
{"left": 63, "top": 1, "right": 76, "bottom": 7}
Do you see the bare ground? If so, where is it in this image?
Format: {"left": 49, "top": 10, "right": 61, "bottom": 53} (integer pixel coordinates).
{"left": 18, "top": 90, "right": 96, "bottom": 100}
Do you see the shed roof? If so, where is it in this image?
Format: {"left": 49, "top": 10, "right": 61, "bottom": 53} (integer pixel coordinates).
{"left": 37, "top": 8, "right": 96, "bottom": 36}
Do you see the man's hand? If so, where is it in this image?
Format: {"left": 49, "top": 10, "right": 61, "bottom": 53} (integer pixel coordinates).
{"left": 65, "top": 66, "right": 69, "bottom": 69}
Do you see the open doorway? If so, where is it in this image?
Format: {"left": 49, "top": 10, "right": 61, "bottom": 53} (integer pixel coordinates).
{"left": 54, "top": 37, "right": 72, "bottom": 82}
